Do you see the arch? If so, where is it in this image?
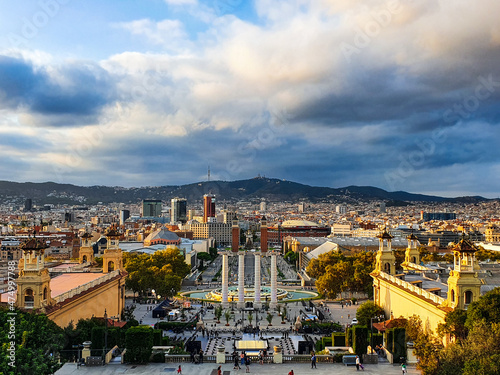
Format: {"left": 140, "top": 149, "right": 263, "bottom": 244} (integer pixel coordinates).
{"left": 451, "top": 289, "right": 455, "bottom": 303}
{"left": 411, "top": 256, "right": 417, "bottom": 263}
{"left": 24, "top": 288, "right": 34, "bottom": 307}
{"left": 384, "top": 262, "right": 391, "bottom": 274}
{"left": 43, "top": 287, "right": 48, "bottom": 300}
{"left": 108, "top": 261, "right": 115, "bottom": 272}
{"left": 464, "top": 290, "right": 473, "bottom": 305}
{"left": 82, "top": 255, "right": 87, "bottom": 262}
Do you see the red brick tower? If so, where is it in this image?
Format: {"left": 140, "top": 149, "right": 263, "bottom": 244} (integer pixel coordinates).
{"left": 231, "top": 218, "right": 240, "bottom": 252}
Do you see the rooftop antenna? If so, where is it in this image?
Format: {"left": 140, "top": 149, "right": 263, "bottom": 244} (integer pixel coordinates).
{"left": 208, "top": 165, "right": 210, "bottom": 182}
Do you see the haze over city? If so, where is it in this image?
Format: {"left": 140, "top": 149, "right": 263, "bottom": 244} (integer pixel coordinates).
{"left": 0, "top": 0, "right": 499, "bottom": 197}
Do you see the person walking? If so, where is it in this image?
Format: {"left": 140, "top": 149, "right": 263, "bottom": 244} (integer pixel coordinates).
{"left": 311, "top": 352, "right": 317, "bottom": 369}
{"left": 288, "top": 370, "right": 294, "bottom": 375}
{"left": 245, "top": 355, "right": 250, "bottom": 373}
{"left": 401, "top": 363, "right": 407, "bottom": 374}
{"left": 177, "top": 365, "right": 182, "bottom": 374}
{"left": 355, "top": 356, "right": 360, "bottom": 371}
{"left": 199, "top": 349, "right": 204, "bottom": 364}
{"left": 217, "top": 365, "right": 222, "bottom": 375}
{"left": 234, "top": 354, "right": 241, "bottom": 370}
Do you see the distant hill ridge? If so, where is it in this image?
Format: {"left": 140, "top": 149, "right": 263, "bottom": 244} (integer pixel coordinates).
{"left": 0, "top": 177, "right": 489, "bottom": 205}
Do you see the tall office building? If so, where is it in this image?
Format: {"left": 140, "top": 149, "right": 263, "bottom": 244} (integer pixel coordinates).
{"left": 203, "top": 194, "right": 216, "bottom": 223}
{"left": 120, "top": 209, "right": 130, "bottom": 225}
{"left": 260, "top": 201, "right": 267, "bottom": 212}
{"left": 171, "top": 198, "right": 187, "bottom": 223}
{"left": 142, "top": 199, "right": 162, "bottom": 217}
{"left": 24, "top": 198, "right": 33, "bottom": 212}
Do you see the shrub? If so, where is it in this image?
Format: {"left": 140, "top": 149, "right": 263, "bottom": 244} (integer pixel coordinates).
{"left": 332, "top": 333, "right": 346, "bottom": 347}
{"left": 124, "top": 326, "right": 153, "bottom": 363}
{"left": 353, "top": 326, "right": 369, "bottom": 357}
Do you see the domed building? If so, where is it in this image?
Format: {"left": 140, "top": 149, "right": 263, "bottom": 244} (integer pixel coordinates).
{"left": 143, "top": 228, "right": 181, "bottom": 247}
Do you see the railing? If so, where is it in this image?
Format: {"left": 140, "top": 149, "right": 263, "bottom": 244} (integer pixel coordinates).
{"left": 405, "top": 262, "right": 429, "bottom": 271}
{"left": 164, "top": 355, "right": 191, "bottom": 363}
{"left": 379, "top": 272, "right": 445, "bottom": 305}
{"left": 53, "top": 270, "right": 121, "bottom": 303}
{"left": 283, "top": 355, "right": 332, "bottom": 363}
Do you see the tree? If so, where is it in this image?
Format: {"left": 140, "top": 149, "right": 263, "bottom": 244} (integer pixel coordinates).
{"left": 0, "top": 308, "right": 65, "bottom": 375}
{"left": 224, "top": 310, "right": 231, "bottom": 326}
{"left": 197, "top": 252, "right": 212, "bottom": 269}
{"left": 248, "top": 312, "right": 253, "bottom": 326}
{"left": 266, "top": 313, "right": 273, "bottom": 326}
{"left": 465, "top": 287, "right": 500, "bottom": 329}
{"left": 438, "top": 308, "right": 468, "bottom": 342}
{"left": 281, "top": 307, "right": 287, "bottom": 323}
{"left": 214, "top": 306, "right": 223, "bottom": 323}
{"left": 355, "top": 301, "right": 385, "bottom": 327}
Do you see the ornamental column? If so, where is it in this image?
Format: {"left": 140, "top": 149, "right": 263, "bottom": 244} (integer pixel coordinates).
{"left": 237, "top": 252, "right": 245, "bottom": 309}
{"left": 222, "top": 253, "right": 229, "bottom": 308}
{"left": 270, "top": 252, "right": 277, "bottom": 308}
{"left": 254, "top": 253, "right": 261, "bottom": 309}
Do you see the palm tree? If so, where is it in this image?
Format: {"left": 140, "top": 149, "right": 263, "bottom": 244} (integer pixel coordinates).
{"left": 266, "top": 312, "right": 273, "bottom": 326}
{"left": 224, "top": 310, "right": 231, "bottom": 326}
{"left": 215, "top": 305, "right": 223, "bottom": 323}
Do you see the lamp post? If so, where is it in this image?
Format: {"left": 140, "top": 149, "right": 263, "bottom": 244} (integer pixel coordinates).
{"left": 104, "top": 309, "right": 108, "bottom": 360}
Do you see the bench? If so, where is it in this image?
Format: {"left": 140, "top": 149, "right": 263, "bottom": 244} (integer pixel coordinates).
{"left": 342, "top": 355, "right": 357, "bottom": 366}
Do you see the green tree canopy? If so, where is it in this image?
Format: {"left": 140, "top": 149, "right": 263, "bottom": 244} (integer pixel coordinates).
{"left": 355, "top": 301, "right": 385, "bottom": 327}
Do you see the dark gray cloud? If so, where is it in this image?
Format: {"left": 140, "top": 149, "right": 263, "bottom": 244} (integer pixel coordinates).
{"left": 0, "top": 56, "right": 116, "bottom": 125}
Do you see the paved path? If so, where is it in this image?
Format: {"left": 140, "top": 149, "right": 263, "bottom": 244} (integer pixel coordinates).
{"left": 56, "top": 361, "right": 421, "bottom": 375}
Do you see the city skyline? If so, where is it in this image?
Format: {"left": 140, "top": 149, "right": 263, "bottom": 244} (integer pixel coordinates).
{"left": 1, "top": 1, "right": 499, "bottom": 197}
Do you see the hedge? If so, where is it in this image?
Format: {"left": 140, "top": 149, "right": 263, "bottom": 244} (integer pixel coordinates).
{"left": 153, "top": 329, "right": 163, "bottom": 346}
{"left": 353, "top": 326, "right": 369, "bottom": 357}
{"left": 332, "top": 333, "right": 346, "bottom": 347}
{"left": 124, "top": 326, "right": 154, "bottom": 363}
{"left": 388, "top": 327, "right": 406, "bottom": 363}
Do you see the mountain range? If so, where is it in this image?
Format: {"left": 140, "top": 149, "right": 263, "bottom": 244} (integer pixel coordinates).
{"left": 0, "top": 177, "right": 490, "bottom": 206}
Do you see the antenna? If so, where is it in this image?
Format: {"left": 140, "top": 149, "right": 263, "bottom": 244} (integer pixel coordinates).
{"left": 208, "top": 165, "right": 211, "bottom": 181}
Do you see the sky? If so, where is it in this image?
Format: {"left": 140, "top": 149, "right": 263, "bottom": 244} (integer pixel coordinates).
{"left": 0, "top": 0, "right": 499, "bottom": 198}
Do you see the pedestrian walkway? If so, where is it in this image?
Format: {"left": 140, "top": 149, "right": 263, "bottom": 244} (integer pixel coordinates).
{"left": 56, "top": 361, "right": 421, "bottom": 375}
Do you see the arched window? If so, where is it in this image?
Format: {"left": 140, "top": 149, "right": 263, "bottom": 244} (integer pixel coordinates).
{"left": 108, "top": 261, "right": 115, "bottom": 272}
{"left": 412, "top": 256, "right": 417, "bottom": 263}
{"left": 384, "top": 263, "right": 391, "bottom": 274}
{"left": 451, "top": 289, "right": 455, "bottom": 302}
{"left": 82, "top": 255, "right": 87, "bottom": 262}
{"left": 465, "top": 290, "right": 473, "bottom": 305}
{"left": 43, "top": 287, "right": 48, "bottom": 300}
{"left": 24, "top": 289, "right": 34, "bottom": 307}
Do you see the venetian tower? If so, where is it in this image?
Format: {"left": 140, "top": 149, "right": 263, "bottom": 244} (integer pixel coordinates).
{"left": 374, "top": 228, "right": 396, "bottom": 275}
{"left": 446, "top": 236, "right": 482, "bottom": 310}
{"left": 78, "top": 232, "right": 94, "bottom": 264}
{"left": 16, "top": 235, "right": 53, "bottom": 310}
{"left": 102, "top": 227, "right": 123, "bottom": 273}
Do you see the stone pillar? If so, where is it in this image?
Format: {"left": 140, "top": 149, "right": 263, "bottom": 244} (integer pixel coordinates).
{"left": 254, "top": 253, "right": 261, "bottom": 309}
{"left": 216, "top": 345, "right": 226, "bottom": 364}
{"left": 82, "top": 341, "right": 92, "bottom": 363}
{"left": 237, "top": 253, "right": 245, "bottom": 309}
{"left": 222, "top": 253, "right": 229, "bottom": 308}
{"left": 273, "top": 345, "right": 282, "bottom": 364}
{"left": 270, "top": 253, "right": 277, "bottom": 308}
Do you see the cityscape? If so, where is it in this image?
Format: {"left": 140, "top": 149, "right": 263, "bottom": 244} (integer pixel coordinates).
{"left": 1, "top": 1, "right": 500, "bottom": 375}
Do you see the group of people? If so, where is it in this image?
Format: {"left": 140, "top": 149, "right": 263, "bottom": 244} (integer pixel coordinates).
{"left": 232, "top": 351, "right": 251, "bottom": 372}
{"left": 190, "top": 348, "right": 204, "bottom": 364}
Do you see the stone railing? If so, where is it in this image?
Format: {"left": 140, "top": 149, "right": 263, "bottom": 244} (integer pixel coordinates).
{"left": 405, "top": 262, "right": 429, "bottom": 271}
{"left": 380, "top": 272, "right": 445, "bottom": 305}
{"left": 283, "top": 354, "right": 332, "bottom": 363}
{"left": 53, "top": 270, "right": 121, "bottom": 303}
{"left": 164, "top": 355, "right": 191, "bottom": 363}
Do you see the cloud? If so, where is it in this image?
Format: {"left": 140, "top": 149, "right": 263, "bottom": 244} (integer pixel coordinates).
{"left": 0, "top": 55, "right": 116, "bottom": 126}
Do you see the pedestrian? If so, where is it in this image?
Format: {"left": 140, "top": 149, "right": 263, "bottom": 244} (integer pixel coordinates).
{"left": 245, "top": 356, "right": 250, "bottom": 373}
{"left": 288, "top": 370, "right": 294, "bottom": 375}
{"left": 241, "top": 352, "right": 245, "bottom": 368}
{"left": 234, "top": 354, "right": 241, "bottom": 370}
{"left": 355, "top": 356, "right": 360, "bottom": 371}
{"left": 177, "top": 365, "right": 182, "bottom": 374}
{"left": 259, "top": 350, "right": 263, "bottom": 365}
{"left": 311, "top": 352, "right": 317, "bottom": 369}
{"left": 199, "top": 349, "right": 204, "bottom": 364}
{"left": 401, "top": 363, "right": 407, "bottom": 374}
{"left": 217, "top": 365, "right": 222, "bottom": 375}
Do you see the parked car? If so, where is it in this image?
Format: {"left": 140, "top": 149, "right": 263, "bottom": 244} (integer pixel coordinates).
{"left": 351, "top": 318, "right": 358, "bottom": 325}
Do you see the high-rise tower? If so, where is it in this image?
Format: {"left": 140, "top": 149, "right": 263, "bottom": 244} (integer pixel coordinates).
{"left": 171, "top": 198, "right": 187, "bottom": 223}
{"left": 203, "top": 194, "right": 216, "bottom": 223}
